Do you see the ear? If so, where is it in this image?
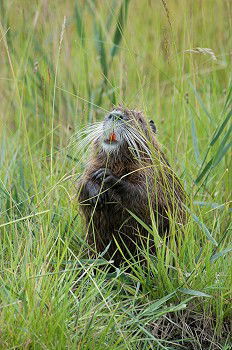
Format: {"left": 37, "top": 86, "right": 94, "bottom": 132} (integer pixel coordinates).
{"left": 149, "top": 120, "right": 157, "bottom": 134}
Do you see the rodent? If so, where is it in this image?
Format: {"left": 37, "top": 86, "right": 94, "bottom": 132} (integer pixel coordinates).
{"left": 77, "top": 107, "right": 186, "bottom": 267}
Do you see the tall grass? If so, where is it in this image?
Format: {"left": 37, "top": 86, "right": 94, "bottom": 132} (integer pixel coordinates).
{"left": 0, "top": 0, "right": 231, "bottom": 349}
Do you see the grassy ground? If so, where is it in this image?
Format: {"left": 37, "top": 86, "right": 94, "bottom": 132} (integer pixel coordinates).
{"left": 0, "top": 0, "right": 231, "bottom": 349}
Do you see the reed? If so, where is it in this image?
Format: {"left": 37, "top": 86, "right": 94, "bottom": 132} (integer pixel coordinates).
{"left": 0, "top": 0, "right": 231, "bottom": 348}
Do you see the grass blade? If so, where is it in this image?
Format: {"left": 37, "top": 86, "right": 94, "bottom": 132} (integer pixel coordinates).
{"left": 224, "top": 80, "right": 232, "bottom": 111}
{"left": 111, "top": 0, "right": 130, "bottom": 57}
{"left": 94, "top": 22, "right": 108, "bottom": 78}
{"left": 195, "top": 117, "right": 231, "bottom": 183}
{"left": 213, "top": 141, "right": 232, "bottom": 167}
{"left": 74, "top": 0, "right": 85, "bottom": 46}
{"left": 187, "top": 208, "right": 218, "bottom": 246}
{"left": 194, "top": 201, "right": 231, "bottom": 211}
{"left": 210, "top": 108, "right": 232, "bottom": 146}
{"left": 191, "top": 116, "right": 201, "bottom": 165}
{"left": 189, "top": 82, "right": 213, "bottom": 123}
{"left": 195, "top": 158, "right": 213, "bottom": 184}
{"left": 127, "top": 209, "right": 162, "bottom": 248}
{"left": 179, "top": 288, "right": 212, "bottom": 298}
{"left": 127, "top": 209, "right": 154, "bottom": 235}
{"left": 210, "top": 247, "right": 232, "bottom": 263}
{"left": 139, "top": 292, "right": 180, "bottom": 317}
{"left": 0, "top": 210, "right": 50, "bottom": 228}
{"left": 106, "top": 0, "right": 118, "bottom": 30}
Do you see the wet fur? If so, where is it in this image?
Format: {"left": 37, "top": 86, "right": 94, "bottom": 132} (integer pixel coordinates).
{"left": 77, "top": 107, "right": 186, "bottom": 266}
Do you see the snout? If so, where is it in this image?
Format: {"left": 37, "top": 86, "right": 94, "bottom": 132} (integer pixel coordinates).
{"left": 102, "top": 112, "right": 126, "bottom": 151}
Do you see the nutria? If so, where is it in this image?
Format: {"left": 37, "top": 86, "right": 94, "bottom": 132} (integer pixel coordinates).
{"left": 76, "top": 107, "right": 186, "bottom": 267}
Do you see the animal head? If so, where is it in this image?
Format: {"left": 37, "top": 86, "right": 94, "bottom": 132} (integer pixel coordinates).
{"left": 77, "top": 107, "right": 157, "bottom": 160}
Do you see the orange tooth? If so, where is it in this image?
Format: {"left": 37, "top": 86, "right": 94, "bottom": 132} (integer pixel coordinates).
{"left": 109, "top": 132, "right": 117, "bottom": 142}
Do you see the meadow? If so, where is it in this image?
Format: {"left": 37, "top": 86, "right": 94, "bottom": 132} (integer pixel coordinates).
{"left": 0, "top": 0, "right": 231, "bottom": 349}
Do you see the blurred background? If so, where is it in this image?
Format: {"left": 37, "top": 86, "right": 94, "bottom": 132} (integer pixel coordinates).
{"left": 0, "top": 1, "right": 231, "bottom": 189}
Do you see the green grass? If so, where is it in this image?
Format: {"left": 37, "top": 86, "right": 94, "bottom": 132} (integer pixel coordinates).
{"left": 0, "top": 0, "right": 231, "bottom": 349}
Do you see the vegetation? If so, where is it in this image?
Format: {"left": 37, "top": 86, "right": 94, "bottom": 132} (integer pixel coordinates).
{"left": 0, "top": 0, "right": 231, "bottom": 349}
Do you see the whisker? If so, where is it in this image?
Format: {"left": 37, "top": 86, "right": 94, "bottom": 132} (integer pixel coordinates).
{"left": 70, "top": 117, "right": 154, "bottom": 163}
{"left": 75, "top": 128, "right": 102, "bottom": 141}
{"left": 125, "top": 127, "right": 151, "bottom": 158}
{"left": 71, "top": 122, "right": 103, "bottom": 140}
{"left": 70, "top": 122, "right": 103, "bottom": 150}
{"left": 124, "top": 132, "right": 141, "bottom": 159}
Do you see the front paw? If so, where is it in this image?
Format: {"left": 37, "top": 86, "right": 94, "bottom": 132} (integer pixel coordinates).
{"left": 85, "top": 181, "right": 108, "bottom": 209}
{"left": 91, "top": 168, "right": 112, "bottom": 182}
{"left": 89, "top": 191, "right": 108, "bottom": 209}
{"left": 92, "top": 168, "right": 120, "bottom": 188}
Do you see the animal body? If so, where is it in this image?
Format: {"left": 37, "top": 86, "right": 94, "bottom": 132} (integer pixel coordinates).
{"left": 77, "top": 107, "right": 186, "bottom": 266}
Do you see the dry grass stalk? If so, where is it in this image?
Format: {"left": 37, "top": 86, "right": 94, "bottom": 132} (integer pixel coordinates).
{"left": 185, "top": 47, "right": 217, "bottom": 61}
{"left": 161, "top": 0, "right": 172, "bottom": 28}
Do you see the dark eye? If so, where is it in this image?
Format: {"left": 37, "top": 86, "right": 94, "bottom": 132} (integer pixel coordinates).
{"left": 138, "top": 118, "right": 143, "bottom": 123}
{"left": 108, "top": 113, "right": 124, "bottom": 120}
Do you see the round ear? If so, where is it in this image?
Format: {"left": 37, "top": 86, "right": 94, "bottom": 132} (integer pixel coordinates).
{"left": 149, "top": 120, "right": 157, "bottom": 134}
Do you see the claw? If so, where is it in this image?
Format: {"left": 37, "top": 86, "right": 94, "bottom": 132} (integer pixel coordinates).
{"left": 87, "top": 181, "right": 109, "bottom": 209}
{"left": 92, "top": 168, "right": 112, "bottom": 182}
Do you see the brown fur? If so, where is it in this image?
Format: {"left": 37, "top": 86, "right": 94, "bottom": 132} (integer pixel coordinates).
{"left": 77, "top": 107, "right": 186, "bottom": 266}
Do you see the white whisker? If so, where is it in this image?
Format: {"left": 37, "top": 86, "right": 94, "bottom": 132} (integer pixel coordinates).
{"left": 71, "top": 115, "right": 153, "bottom": 162}
{"left": 70, "top": 121, "right": 103, "bottom": 153}
{"left": 124, "top": 132, "right": 141, "bottom": 159}
{"left": 71, "top": 122, "right": 103, "bottom": 140}
{"left": 125, "top": 127, "right": 151, "bottom": 158}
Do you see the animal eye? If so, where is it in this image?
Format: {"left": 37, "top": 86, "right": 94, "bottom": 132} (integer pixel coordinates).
{"left": 108, "top": 113, "right": 124, "bottom": 120}
{"left": 138, "top": 118, "right": 143, "bottom": 123}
